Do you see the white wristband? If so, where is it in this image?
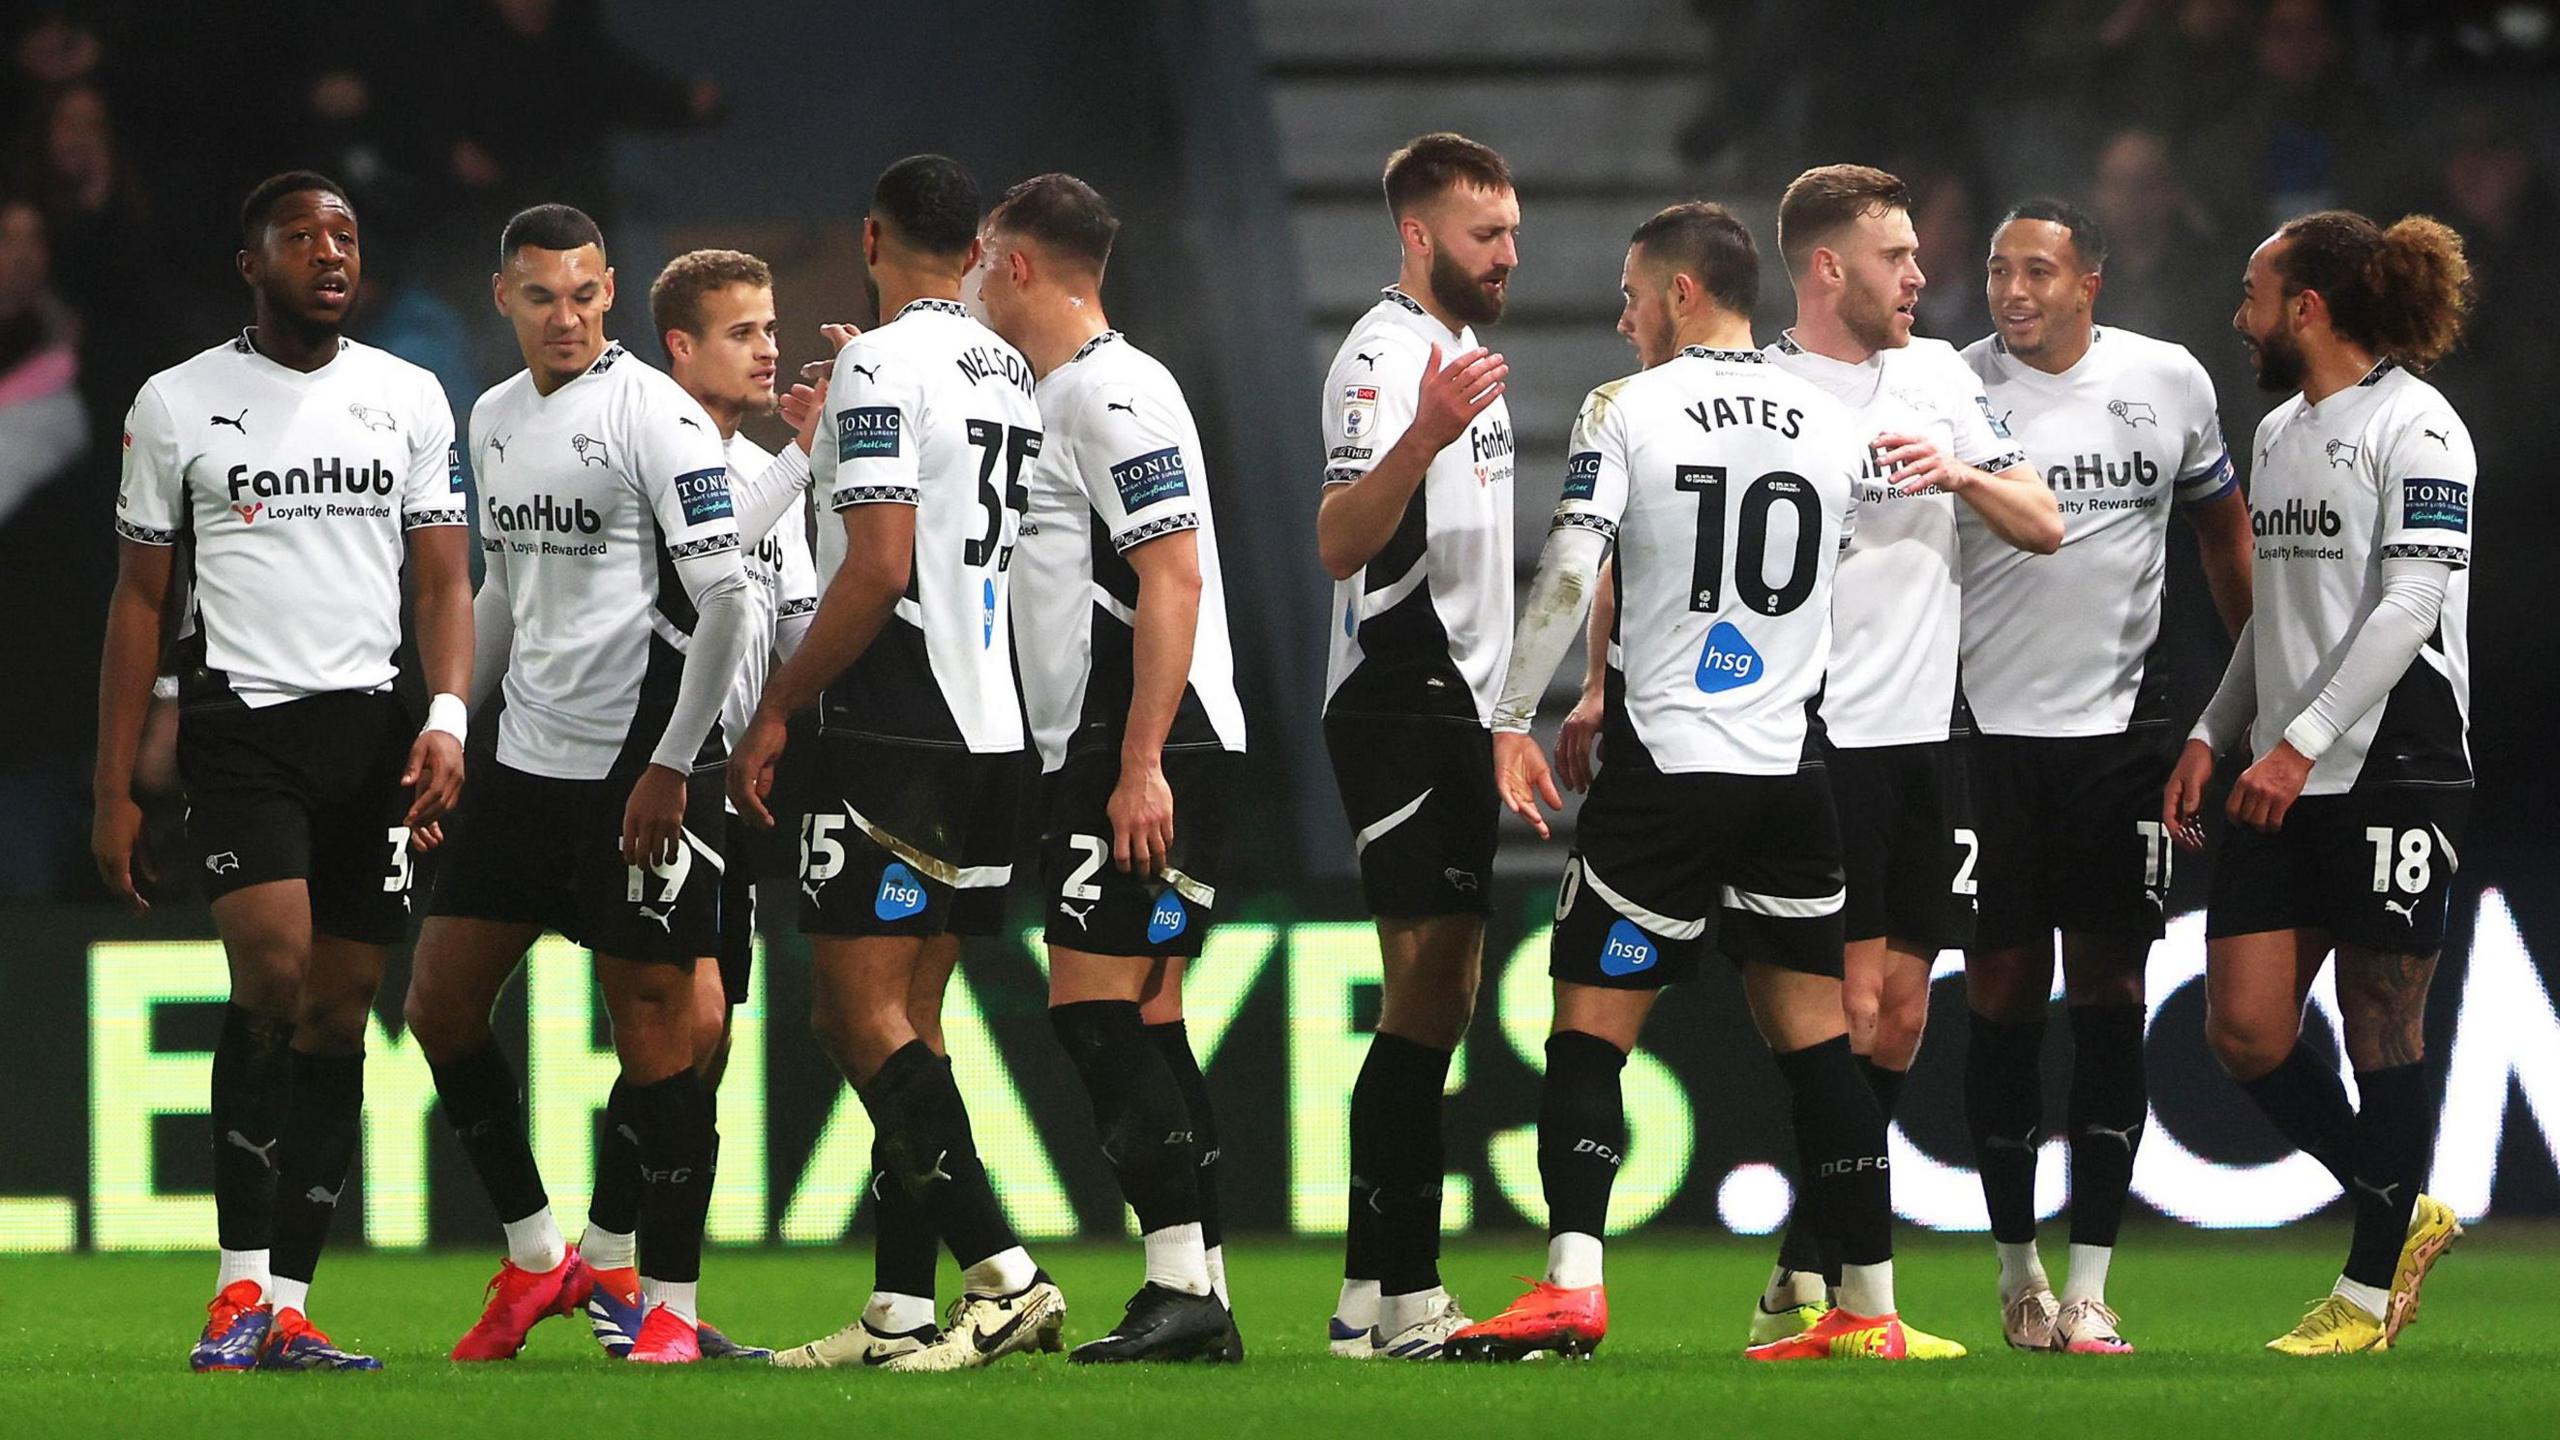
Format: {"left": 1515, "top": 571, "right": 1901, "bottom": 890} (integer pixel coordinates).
{"left": 423, "top": 692, "right": 467, "bottom": 744}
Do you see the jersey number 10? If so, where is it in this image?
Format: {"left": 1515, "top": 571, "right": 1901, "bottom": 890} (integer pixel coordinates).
{"left": 1675, "top": 465, "right": 1820, "bottom": 616}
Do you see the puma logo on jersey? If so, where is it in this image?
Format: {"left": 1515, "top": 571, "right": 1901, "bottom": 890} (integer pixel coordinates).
{"left": 2107, "top": 399, "right": 2157, "bottom": 426}
{"left": 2383, "top": 897, "right": 2418, "bottom": 922}
{"left": 677, "top": 415, "right": 702, "bottom": 430}
{"left": 848, "top": 363, "right": 880, "bottom": 382}
{"left": 489, "top": 434, "right": 511, "bottom": 462}
{"left": 572, "top": 433, "right": 611, "bottom": 467}
{"left": 1057, "top": 900, "right": 1094, "bottom": 929}
{"left": 1982, "top": 1129, "right": 2039, "bottom": 1153}
{"left": 637, "top": 902, "right": 674, "bottom": 931}
{"left": 1105, "top": 399, "right": 1136, "bottom": 415}
{"left": 2423, "top": 428, "right": 2450, "bottom": 448}
{"left": 305, "top": 1181, "right": 346, "bottom": 1207}
{"left": 346, "top": 403, "right": 397, "bottom": 432}
{"left": 2325, "top": 439, "right": 2360, "bottom": 468}
{"left": 2083, "top": 1121, "right": 2143, "bottom": 1150}
{"left": 211, "top": 409, "right": 248, "bottom": 432}
{"left": 1354, "top": 351, "right": 1379, "bottom": 369}
{"left": 802, "top": 880, "right": 827, "bottom": 906}
{"left": 205, "top": 851, "right": 242, "bottom": 874}
{"left": 2352, "top": 1176, "right": 2402, "bottom": 1208}
{"left": 225, "top": 1130, "right": 280, "bottom": 1170}
{"left": 925, "top": 1150, "right": 955, "bottom": 1185}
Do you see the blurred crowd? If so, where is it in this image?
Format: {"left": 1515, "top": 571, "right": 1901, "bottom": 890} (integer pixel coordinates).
{"left": 0, "top": 0, "right": 726, "bottom": 896}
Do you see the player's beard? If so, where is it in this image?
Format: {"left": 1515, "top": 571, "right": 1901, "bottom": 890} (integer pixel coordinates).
{"left": 1842, "top": 282, "right": 1906, "bottom": 353}
{"left": 1428, "top": 247, "right": 1508, "bottom": 328}
{"left": 2250, "top": 322, "right": 2308, "bottom": 394}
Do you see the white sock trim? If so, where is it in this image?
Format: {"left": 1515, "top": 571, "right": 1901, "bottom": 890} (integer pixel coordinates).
{"left": 1546, "top": 1232, "right": 1604, "bottom": 1289}
{"left": 1205, "top": 1245, "right": 1231, "bottom": 1308}
{"left": 2333, "top": 1276, "right": 2388, "bottom": 1321}
{"left": 580, "top": 1224, "right": 637, "bottom": 1271}
{"left": 1141, "top": 1222, "right": 1212, "bottom": 1296}
{"left": 216, "top": 1248, "right": 271, "bottom": 1300}
{"left": 270, "top": 1276, "right": 310, "bottom": 1316}
{"left": 1334, "top": 1278, "right": 1380, "bottom": 1329}
{"left": 961, "top": 1246, "right": 1035, "bottom": 1296}
{"left": 865, "top": 1291, "right": 935, "bottom": 1333}
{"left": 502, "top": 1208, "right": 567, "bottom": 1274}
{"left": 1839, "top": 1261, "right": 1896, "bottom": 1319}
{"left": 643, "top": 1277, "right": 699, "bottom": 1324}
{"left": 2060, "top": 1243, "right": 2113, "bottom": 1308}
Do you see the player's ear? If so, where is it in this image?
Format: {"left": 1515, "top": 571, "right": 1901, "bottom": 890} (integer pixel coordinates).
{"left": 489, "top": 270, "right": 507, "bottom": 318}
{"left": 599, "top": 267, "right": 616, "bottom": 311}
{"left": 1398, "top": 210, "right": 1430, "bottom": 262}
{"left": 236, "top": 248, "right": 256, "bottom": 288}
{"left": 964, "top": 234, "right": 985, "bottom": 277}
{"left": 665, "top": 328, "right": 691, "bottom": 364}
{"left": 861, "top": 217, "right": 881, "bottom": 267}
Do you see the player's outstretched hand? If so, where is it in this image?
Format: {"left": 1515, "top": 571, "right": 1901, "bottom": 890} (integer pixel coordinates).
{"left": 727, "top": 710, "right": 789, "bottom": 829}
{"left": 1556, "top": 685, "right": 1605, "bottom": 793}
{"left": 2162, "top": 738, "right": 2215, "bottom": 852}
{"left": 402, "top": 728, "right": 464, "bottom": 831}
{"left": 2227, "top": 740, "right": 2312, "bottom": 835}
{"left": 623, "top": 763, "right": 687, "bottom": 868}
{"left": 1107, "top": 757, "right": 1174, "bottom": 876}
{"left": 409, "top": 821, "right": 444, "bottom": 853}
{"left": 91, "top": 794, "right": 153, "bottom": 912}
{"left": 1494, "top": 730, "right": 1563, "bottom": 840}
{"left": 1873, "top": 431, "right": 1959, "bottom": 495}
{"left": 1409, "top": 343, "right": 1508, "bottom": 452}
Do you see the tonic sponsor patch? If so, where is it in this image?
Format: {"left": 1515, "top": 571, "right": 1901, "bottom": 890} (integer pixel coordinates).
{"left": 673, "top": 467, "right": 733, "bottom": 527}
{"left": 1108, "top": 446, "right": 1192, "bottom": 511}
{"left": 1340, "top": 385, "right": 1379, "bottom": 440}
{"left": 2401, "top": 477, "right": 2469, "bottom": 533}
{"left": 447, "top": 444, "right": 465, "bottom": 492}
{"left": 837, "top": 406, "right": 901, "bottom": 461}
{"left": 1562, "top": 451, "right": 1602, "bottom": 501}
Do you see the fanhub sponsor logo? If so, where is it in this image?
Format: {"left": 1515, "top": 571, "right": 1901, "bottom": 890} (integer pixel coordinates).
{"left": 2252, "top": 498, "right": 2343, "bottom": 538}
{"left": 1469, "top": 418, "right": 1513, "bottom": 463}
{"left": 489, "top": 494, "right": 604, "bottom": 535}
{"left": 225, "top": 456, "right": 396, "bottom": 502}
{"left": 2044, "top": 452, "right": 2160, "bottom": 489}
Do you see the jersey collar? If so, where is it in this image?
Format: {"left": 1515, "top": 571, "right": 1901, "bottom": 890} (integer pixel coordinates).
{"left": 1066, "top": 330, "right": 1122, "bottom": 366}
{"left": 1678, "top": 345, "right": 1765, "bottom": 363}
{"left": 234, "top": 328, "right": 350, "bottom": 379}
{"left": 1378, "top": 285, "right": 1466, "bottom": 348}
{"left": 897, "top": 298, "right": 971, "bottom": 321}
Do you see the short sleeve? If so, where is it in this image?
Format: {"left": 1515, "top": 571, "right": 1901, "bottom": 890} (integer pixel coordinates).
{"left": 2172, "top": 352, "right": 2236, "bottom": 506}
{"left": 1322, "top": 339, "right": 1420, "bottom": 487}
{"left": 114, "top": 383, "right": 186, "bottom": 545}
{"left": 777, "top": 511, "right": 820, "bottom": 620}
{"left": 621, "top": 379, "right": 742, "bottom": 598}
{"left": 1073, "top": 378, "right": 1203, "bottom": 552}
{"left": 400, "top": 375, "right": 467, "bottom": 529}
{"left": 1942, "top": 357, "right": 2027, "bottom": 472}
{"left": 1551, "top": 383, "right": 1630, "bottom": 539}
{"left": 2375, "top": 400, "right": 2476, "bottom": 569}
{"left": 823, "top": 339, "right": 923, "bottom": 509}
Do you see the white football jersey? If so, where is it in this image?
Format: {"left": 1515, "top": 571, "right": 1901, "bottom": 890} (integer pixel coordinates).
{"left": 2243, "top": 362, "right": 2474, "bottom": 794}
{"left": 1320, "top": 287, "right": 1515, "bottom": 727}
{"left": 1014, "top": 330, "right": 1246, "bottom": 773}
{"left": 1959, "top": 327, "right": 2235, "bottom": 736}
{"left": 114, "top": 333, "right": 463, "bottom": 707}
{"left": 1557, "top": 348, "right": 1864, "bottom": 774}
{"left": 720, "top": 430, "right": 818, "bottom": 745}
{"left": 808, "top": 298, "right": 1039, "bottom": 753}
{"left": 471, "top": 343, "right": 743, "bottom": 780}
{"left": 1768, "top": 332, "right": 2026, "bottom": 747}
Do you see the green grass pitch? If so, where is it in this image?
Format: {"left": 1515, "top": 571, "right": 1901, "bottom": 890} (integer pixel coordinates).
{"left": 3, "top": 1227, "right": 2554, "bottom": 1435}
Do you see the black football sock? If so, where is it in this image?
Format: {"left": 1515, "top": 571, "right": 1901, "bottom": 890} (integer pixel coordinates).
{"left": 428, "top": 1040, "right": 550, "bottom": 1223}
{"left": 269, "top": 1049, "right": 362, "bottom": 1288}
{"left": 2235, "top": 1042, "right": 2356, "bottom": 1189}
{"left": 587, "top": 1078, "right": 643, "bottom": 1241}
{"left": 210, "top": 1005, "right": 296, "bottom": 1253}
{"left": 1774, "top": 1036, "right": 1893, "bottom": 1270}
{"left": 1050, "top": 1000, "right": 1200, "bottom": 1233}
{"left": 870, "top": 1132, "right": 940, "bottom": 1300}
{"left": 1859, "top": 1056, "right": 1907, "bottom": 1121}
{"left": 1148, "top": 1021, "right": 1224, "bottom": 1252}
{"left": 2342, "top": 1062, "right": 2431, "bottom": 1291}
{"left": 1538, "top": 1031, "right": 1627, "bottom": 1241}
{"left": 1771, "top": 1210, "right": 1833, "bottom": 1291}
{"left": 625, "top": 1068, "right": 715, "bottom": 1287}
{"left": 1965, "top": 1011, "right": 2047, "bottom": 1246}
{"left": 2065, "top": 1003, "right": 2147, "bottom": 1249}
{"left": 861, "top": 1040, "right": 1019, "bottom": 1271}
{"left": 1357, "top": 1033, "right": 1454, "bottom": 1296}
{"left": 1342, "top": 1038, "right": 1390, "bottom": 1285}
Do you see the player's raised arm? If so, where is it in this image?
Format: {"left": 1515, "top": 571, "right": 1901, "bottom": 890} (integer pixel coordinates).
{"left": 1316, "top": 342, "right": 1507, "bottom": 580}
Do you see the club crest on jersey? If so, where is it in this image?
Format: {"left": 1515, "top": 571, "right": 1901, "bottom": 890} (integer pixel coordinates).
{"left": 1695, "top": 621, "right": 1764, "bottom": 694}
{"left": 674, "top": 467, "right": 734, "bottom": 527}
{"left": 2402, "top": 478, "right": 2470, "bottom": 533}
{"left": 1599, "top": 919, "right": 1657, "bottom": 976}
{"left": 1147, "top": 892, "right": 1188, "bottom": 944}
{"left": 571, "top": 433, "right": 611, "bottom": 467}
{"left": 837, "top": 406, "right": 901, "bottom": 460}
{"left": 1562, "top": 451, "right": 1602, "bottom": 501}
{"left": 1340, "top": 385, "right": 1379, "bottom": 440}
{"left": 2325, "top": 439, "right": 2360, "bottom": 469}
{"left": 874, "top": 862, "right": 927, "bottom": 921}
{"left": 347, "top": 403, "right": 398, "bottom": 433}
{"left": 1109, "top": 447, "right": 1191, "bottom": 511}
{"left": 2107, "top": 399, "right": 2157, "bottom": 427}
